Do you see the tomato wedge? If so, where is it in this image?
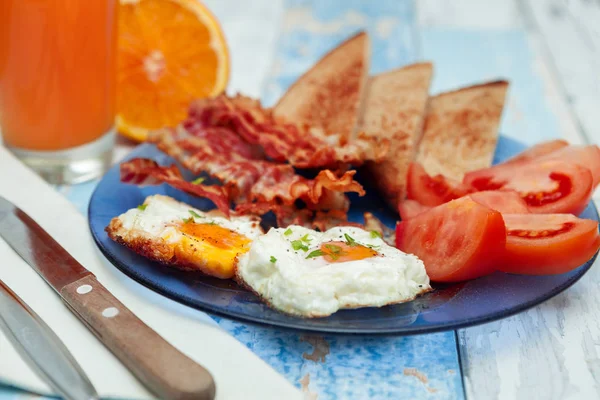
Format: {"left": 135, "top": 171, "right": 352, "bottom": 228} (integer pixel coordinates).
{"left": 500, "top": 214, "right": 600, "bottom": 275}
{"left": 503, "top": 139, "right": 569, "bottom": 166}
{"left": 407, "top": 162, "right": 471, "bottom": 207}
{"left": 396, "top": 197, "right": 506, "bottom": 282}
{"left": 398, "top": 200, "right": 432, "bottom": 220}
{"left": 468, "top": 190, "right": 529, "bottom": 213}
{"left": 464, "top": 160, "right": 593, "bottom": 215}
{"left": 538, "top": 145, "right": 600, "bottom": 188}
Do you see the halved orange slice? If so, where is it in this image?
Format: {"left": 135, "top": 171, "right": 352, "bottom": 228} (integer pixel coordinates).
{"left": 117, "top": 0, "right": 229, "bottom": 142}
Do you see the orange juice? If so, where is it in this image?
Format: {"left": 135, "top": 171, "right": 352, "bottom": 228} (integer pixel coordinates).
{"left": 0, "top": 0, "right": 117, "bottom": 151}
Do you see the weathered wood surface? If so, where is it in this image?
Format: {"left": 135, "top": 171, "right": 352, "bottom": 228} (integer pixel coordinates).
{"left": 3, "top": 0, "right": 600, "bottom": 399}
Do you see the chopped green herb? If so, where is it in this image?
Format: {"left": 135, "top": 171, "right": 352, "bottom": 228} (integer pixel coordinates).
{"left": 270, "top": 256, "right": 277, "bottom": 263}
{"left": 188, "top": 210, "right": 203, "bottom": 218}
{"left": 205, "top": 221, "right": 217, "bottom": 226}
{"left": 284, "top": 228, "right": 293, "bottom": 236}
{"left": 183, "top": 216, "right": 194, "bottom": 224}
{"left": 300, "top": 234, "right": 312, "bottom": 243}
{"left": 324, "top": 244, "right": 342, "bottom": 253}
{"left": 137, "top": 204, "right": 147, "bottom": 211}
{"left": 370, "top": 230, "right": 382, "bottom": 239}
{"left": 306, "top": 250, "right": 324, "bottom": 259}
{"left": 344, "top": 233, "right": 357, "bottom": 246}
{"left": 291, "top": 240, "right": 309, "bottom": 252}
{"left": 192, "top": 177, "right": 205, "bottom": 185}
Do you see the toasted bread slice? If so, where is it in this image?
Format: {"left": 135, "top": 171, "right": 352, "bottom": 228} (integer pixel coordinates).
{"left": 273, "top": 31, "right": 369, "bottom": 143}
{"left": 358, "top": 63, "right": 433, "bottom": 207}
{"left": 416, "top": 81, "right": 509, "bottom": 181}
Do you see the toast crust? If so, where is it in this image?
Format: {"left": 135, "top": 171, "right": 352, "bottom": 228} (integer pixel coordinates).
{"left": 273, "top": 31, "right": 369, "bottom": 143}
{"left": 416, "top": 80, "right": 509, "bottom": 181}
{"left": 359, "top": 62, "right": 433, "bottom": 206}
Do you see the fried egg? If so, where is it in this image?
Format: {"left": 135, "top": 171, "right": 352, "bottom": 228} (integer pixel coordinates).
{"left": 106, "top": 195, "right": 263, "bottom": 278}
{"left": 236, "top": 225, "right": 431, "bottom": 317}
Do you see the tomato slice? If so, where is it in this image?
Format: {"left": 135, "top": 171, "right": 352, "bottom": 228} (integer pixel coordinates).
{"left": 407, "top": 162, "right": 471, "bottom": 207}
{"left": 500, "top": 214, "right": 600, "bottom": 275}
{"left": 468, "top": 190, "right": 529, "bottom": 213}
{"left": 503, "top": 139, "right": 569, "bottom": 166}
{"left": 538, "top": 145, "right": 600, "bottom": 188}
{"left": 398, "top": 200, "right": 432, "bottom": 220}
{"left": 396, "top": 197, "right": 506, "bottom": 282}
{"left": 399, "top": 191, "right": 529, "bottom": 220}
{"left": 464, "top": 160, "right": 593, "bottom": 215}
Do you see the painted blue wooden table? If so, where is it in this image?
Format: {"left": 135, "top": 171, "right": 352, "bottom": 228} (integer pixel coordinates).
{"left": 3, "top": 0, "right": 600, "bottom": 399}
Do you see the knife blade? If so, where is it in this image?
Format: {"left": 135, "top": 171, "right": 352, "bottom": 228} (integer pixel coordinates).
{"left": 0, "top": 196, "right": 216, "bottom": 400}
{"left": 0, "top": 279, "right": 98, "bottom": 400}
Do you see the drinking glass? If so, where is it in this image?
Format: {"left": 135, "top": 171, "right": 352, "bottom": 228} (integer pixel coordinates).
{"left": 0, "top": 0, "right": 118, "bottom": 184}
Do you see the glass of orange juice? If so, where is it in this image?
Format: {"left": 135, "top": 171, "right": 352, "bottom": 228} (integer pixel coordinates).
{"left": 0, "top": 0, "right": 117, "bottom": 184}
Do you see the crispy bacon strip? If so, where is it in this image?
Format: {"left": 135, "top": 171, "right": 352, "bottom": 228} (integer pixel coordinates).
{"left": 150, "top": 126, "right": 265, "bottom": 198}
{"left": 187, "top": 95, "right": 388, "bottom": 169}
{"left": 120, "top": 158, "right": 231, "bottom": 216}
{"left": 149, "top": 127, "right": 365, "bottom": 212}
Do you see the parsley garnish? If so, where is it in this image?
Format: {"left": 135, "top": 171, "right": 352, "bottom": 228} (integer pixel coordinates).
{"left": 189, "top": 210, "right": 203, "bottom": 218}
{"left": 344, "top": 233, "right": 357, "bottom": 246}
{"left": 192, "top": 177, "right": 205, "bottom": 185}
{"left": 183, "top": 216, "right": 194, "bottom": 224}
{"left": 324, "top": 244, "right": 342, "bottom": 254}
{"left": 370, "top": 230, "right": 382, "bottom": 239}
{"left": 137, "top": 204, "right": 147, "bottom": 211}
{"left": 300, "top": 234, "right": 312, "bottom": 243}
{"left": 284, "top": 228, "right": 293, "bottom": 236}
{"left": 270, "top": 256, "right": 277, "bottom": 263}
{"left": 306, "top": 250, "right": 324, "bottom": 259}
{"left": 291, "top": 240, "right": 309, "bottom": 252}
{"left": 324, "top": 244, "right": 344, "bottom": 261}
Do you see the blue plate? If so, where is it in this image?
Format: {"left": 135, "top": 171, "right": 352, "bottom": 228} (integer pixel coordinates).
{"left": 89, "top": 136, "right": 599, "bottom": 334}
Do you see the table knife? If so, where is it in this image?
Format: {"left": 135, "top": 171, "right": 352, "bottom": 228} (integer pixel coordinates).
{"left": 0, "top": 196, "right": 216, "bottom": 400}
{"left": 0, "top": 279, "right": 98, "bottom": 400}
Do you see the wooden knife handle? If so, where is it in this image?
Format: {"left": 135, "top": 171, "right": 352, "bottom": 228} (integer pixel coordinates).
{"left": 60, "top": 275, "right": 216, "bottom": 400}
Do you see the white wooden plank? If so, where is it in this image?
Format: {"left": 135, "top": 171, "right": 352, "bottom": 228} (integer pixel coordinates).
{"left": 417, "top": 0, "right": 521, "bottom": 29}
{"left": 523, "top": 0, "right": 600, "bottom": 145}
{"left": 522, "top": 26, "right": 584, "bottom": 146}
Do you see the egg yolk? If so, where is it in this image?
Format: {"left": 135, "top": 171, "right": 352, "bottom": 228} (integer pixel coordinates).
{"left": 320, "top": 241, "right": 378, "bottom": 263}
{"left": 171, "top": 222, "right": 252, "bottom": 279}
{"left": 180, "top": 222, "right": 251, "bottom": 250}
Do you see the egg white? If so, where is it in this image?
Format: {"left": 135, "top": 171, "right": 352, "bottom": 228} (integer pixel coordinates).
{"left": 118, "top": 194, "right": 262, "bottom": 239}
{"left": 236, "top": 225, "right": 431, "bottom": 317}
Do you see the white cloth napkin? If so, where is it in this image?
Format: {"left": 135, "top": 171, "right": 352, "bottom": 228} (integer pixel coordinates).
{"left": 0, "top": 147, "right": 302, "bottom": 400}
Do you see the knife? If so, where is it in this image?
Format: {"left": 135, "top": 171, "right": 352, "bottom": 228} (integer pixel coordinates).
{"left": 0, "top": 196, "right": 216, "bottom": 400}
{"left": 0, "top": 279, "right": 98, "bottom": 400}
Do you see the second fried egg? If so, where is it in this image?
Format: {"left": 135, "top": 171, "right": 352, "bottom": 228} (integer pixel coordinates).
{"left": 236, "top": 225, "right": 431, "bottom": 317}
